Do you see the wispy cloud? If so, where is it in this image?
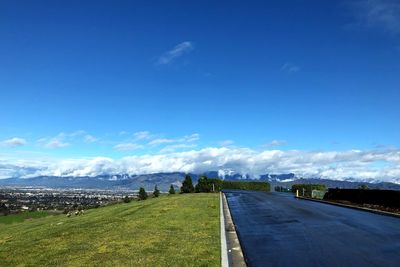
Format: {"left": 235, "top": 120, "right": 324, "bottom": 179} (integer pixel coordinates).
{"left": 281, "top": 62, "right": 300, "bottom": 73}
{"left": 133, "top": 131, "right": 152, "bottom": 140}
{"left": 148, "top": 133, "right": 200, "bottom": 146}
{"left": 149, "top": 138, "right": 176, "bottom": 146}
{"left": 264, "top": 140, "right": 288, "bottom": 148}
{"left": 157, "top": 41, "right": 194, "bottom": 65}
{"left": 219, "top": 140, "right": 234, "bottom": 146}
{"left": 0, "top": 137, "right": 27, "bottom": 147}
{"left": 37, "top": 130, "right": 98, "bottom": 148}
{"left": 84, "top": 135, "right": 98, "bottom": 143}
{"left": 45, "top": 138, "right": 69, "bottom": 149}
{"left": 68, "top": 130, "right": 86, "bottom": 137}
{"left": 159, "top": 143, "right": 197, "bottom": 153}
{"left": 351, "top": 0, "right": 400, "bottom": 35}
{"left": 114, "top": 143, "right": 143, "bottom": 151}
{"left": 182, "top": 133, "right": 199, "bottom": 143}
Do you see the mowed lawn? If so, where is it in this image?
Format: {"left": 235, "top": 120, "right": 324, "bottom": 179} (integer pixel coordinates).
{"left": 0, "top": 193, "right": 220, "bottom": 266}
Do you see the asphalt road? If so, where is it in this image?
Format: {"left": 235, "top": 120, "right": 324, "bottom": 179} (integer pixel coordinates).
{"left": 224, "top": 190, "right": 400, "bottom": 267}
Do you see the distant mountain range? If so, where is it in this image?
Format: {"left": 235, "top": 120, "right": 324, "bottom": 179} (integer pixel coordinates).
{"left": 0, "top": 172, "right": 399, "bottom": 191}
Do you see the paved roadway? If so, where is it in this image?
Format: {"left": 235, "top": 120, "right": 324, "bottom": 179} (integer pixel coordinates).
{"left": 224, "top": 190, "right": 400, "bottom": 267}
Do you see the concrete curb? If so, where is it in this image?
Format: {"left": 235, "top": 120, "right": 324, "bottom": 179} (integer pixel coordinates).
{"left": 220, "top": 192, "right": 229, "bottom": 267}
{"left": 221, "top": 192, "right": 247, "bottom": 267}
{"left": 296, "top": 196, "right": 400, "bottom": 219}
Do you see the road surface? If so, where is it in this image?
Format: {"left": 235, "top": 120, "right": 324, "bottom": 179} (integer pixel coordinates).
{"left": 224, "top": 190, "right": 400, "bottom": 267}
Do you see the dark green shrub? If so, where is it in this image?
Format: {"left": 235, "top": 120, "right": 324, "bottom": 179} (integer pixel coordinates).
{"left": 123, "top": 196, "right": 131, "bottom": 203}
{"left": 275, "top": 186, "right": 291, "bottom": 192}
{"left": 291, "top": 184, "right": 326, "bottom": 197}
{"left": 324, "top": 188, "right": 400, "bottom": 208}
{"left": 221, "top": 181, "right": 270, "bottom": 191}
{"left": 0, "top": 203, "right": 10, "bottom": 215}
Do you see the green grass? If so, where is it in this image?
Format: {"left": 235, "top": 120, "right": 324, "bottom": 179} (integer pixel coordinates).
{"left": 0, "top": 193, "right": 220, "bottom": 267}
{"left": 0, "top": 211, "right": 51, "bottom": 224}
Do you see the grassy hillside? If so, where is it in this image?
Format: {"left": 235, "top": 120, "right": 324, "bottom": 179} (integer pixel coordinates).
{"left": 0, "top": 211, "right": 51, "bottom": 224}
{"left": 0, "top": 194, "right": 220, "bottom": 266}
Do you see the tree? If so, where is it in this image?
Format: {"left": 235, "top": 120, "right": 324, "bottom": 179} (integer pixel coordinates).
{"left": 359, "top": 184, "right": 369, "bottom": 190}
{"left": 195, "top": 176, "right": 212, "bottom": 193}
{"left": 169, "top": 184, "right": 176, "bottom": 194}
{"left": 153, "top": 185, "right": 160, "bottom": 197}
{"left": 180, "top": 175, "right": 194, "bottom": 193}
{"left": 138, "top": 187, "right": 148, "bottom": 200}
{"left": 123, "top": 195, "right": 131, "bottom": 203}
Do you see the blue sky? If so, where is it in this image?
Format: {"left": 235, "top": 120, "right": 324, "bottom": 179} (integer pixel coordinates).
{"left": 1, "top": 1, "right": 400, "bottom": 181}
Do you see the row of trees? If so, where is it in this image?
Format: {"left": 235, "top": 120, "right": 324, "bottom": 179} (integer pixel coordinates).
{"left": 180, "top": 175, "right": 271, "bottom": 193}
{"left": 124, "top": 185, "right": 163, "bottom": 203}
{"left": 126, "top": 175, "right": 271, "bottom": 202}
{"left": 180, "top": 175, "right": 223, "bottom": 193}
{"left": 129, "top": 184, "right": 178, "bottom": 202}
{"left": 139, "top": 185, "right": 161, "bottom": 200}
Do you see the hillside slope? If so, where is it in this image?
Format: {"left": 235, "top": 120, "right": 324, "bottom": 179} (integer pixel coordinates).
{"left": 0, "top": 194, "right": 220, "bottom": 266}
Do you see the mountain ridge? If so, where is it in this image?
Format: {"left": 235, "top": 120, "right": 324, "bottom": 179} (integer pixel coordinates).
{"left": 0, "top": 172, "right": 399, "bottom": 191}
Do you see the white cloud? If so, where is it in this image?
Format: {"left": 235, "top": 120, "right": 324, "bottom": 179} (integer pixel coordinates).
{"left": 264, "top": 140, "right": 288, "bottom": 147}
{"left": 149, "top": 138, "right": 175, "bottom": 146}
{"left": 148, "top": 133, "right": 200, "bottom": 146}
{"left": 157, "top": 41, "right": 194, "bottom": 65}
{"left": 353, "top": 0, "right": 400, "bottom": 35}
{"left": 0, "top": 137, "right": 27, "bottom": 147}
{"left": 182, "top": 133, "right": 199, "bottom": 142}
{"left": 68, "top": 130, "right": 86, "bottom": 137}
{"left": 133, "top": 131, "right": 151, "bottom": 140}
{"left": 84, "top": 135, "right": 98, "bottom": 143}
{"left": 159, "top": 144, "right": 198, "bottom": 153}
{"left": 220, "top": 140, "right": 234, "bottom": 146}
{"left": 37, "top": 130, "right": 98, "bottom": 147}
{"left": 114, "top": 143, "right": 143, "bottom": 151}
{"left": 281, "top": 63, "right": 300, "bottom": 73}
{"left": 37, "top": 137, "right": 68, "bottom": 149}
{"left": 1, "top": 147, "right": 400, "bottom": 183}
{"left": 45, "top": 138, "right": 69, "bottom": 149}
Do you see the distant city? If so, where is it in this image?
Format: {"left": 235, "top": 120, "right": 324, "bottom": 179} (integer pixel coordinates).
{"left": 0, "top": 188, "right": 135, "bottom": 215}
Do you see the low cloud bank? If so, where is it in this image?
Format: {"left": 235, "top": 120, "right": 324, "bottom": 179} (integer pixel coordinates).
{"left": 1, "top": 147, "right": 399, "bottom": 183}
